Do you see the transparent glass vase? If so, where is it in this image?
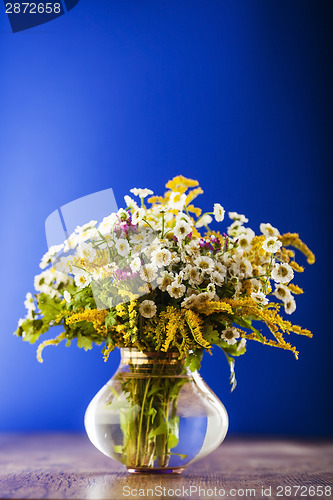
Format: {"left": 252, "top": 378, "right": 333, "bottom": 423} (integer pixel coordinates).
{"left": 84, "top": 348, "right": 228, "bottom": 473}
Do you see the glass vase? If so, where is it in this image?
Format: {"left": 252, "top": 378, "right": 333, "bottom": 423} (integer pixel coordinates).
{"left": 84, "top": 348, "right": 228, "bottom": 473}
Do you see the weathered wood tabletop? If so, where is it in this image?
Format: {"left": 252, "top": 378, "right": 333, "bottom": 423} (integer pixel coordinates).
{"left": 0, "top": 434, "right": 332, "bottom": 499}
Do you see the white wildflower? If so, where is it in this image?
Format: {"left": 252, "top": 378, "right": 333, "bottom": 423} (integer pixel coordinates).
{"left": 151, "top": 248, "right": 172, "bottom": 268}
{"left": 64, "top": 290, "right": 71, "bottom": 303}
{"left": 115, "top": 238, "right": 130, "bottom": 257}
{"left": 124, "top": 195, "right": 139, "bottom": 210}
{"left": 273, "top": 284, "right": 292, "bottom": 303}
{"left": 139, "top": 300, "right": 157, "bottom": 318}
{"left": 74, "top": 270, "right": 91, "bottom": 288}
{"left": 173, "top": 220, "right": 192, "bottom": 241}
{"left": 237, "top": 233, "right": 253, "bottom": 252}
{"left": 131, "top": 207, "right": 146, "bottom": 225}
{"left": 183, "top": 265, "right": 203, "bottom": 285}
{"left": 196, "top": 214, "right": 212, "bottom": 228}
{"left": 285, "top": 296, "right": 296, "bottom": 315}
{"left": 251, "top": 291, "right": 269, "bottom": 305}
{"left": 195, "top": 255, "right": 214, "bottom": 273}
{"left": 228, "top": 212, "right": 249, "bottom": 223}
{"left": 211, "top": 270, "right": 225, "bottom": 287}
{"left": 98, "top": 213, "right": 118, "bottom": 235}
{"left": 206, "top": 283, "right": 216, "bottom": 299}
{"left": 75, "top": 220, "right": 97, "bottom": 234}
{"left": 260, "top": 222, "right": 280, "bottom": 238}
{"left": 130, "top": 256, "right": 141, "bottom": 273}
{"left": 213, "top": 203, "right": 225, "bottom": 222}
{"left": 139, "top": 264, "right": 158, "bottom": 283}
{"left": 262, "top": 237, "right": 282, "bottom": 254}
{"left": 167, "top": 282, "right": 186, "bottom": 299}
{"left": 130, "top": 188, "right": 154, "bottom": 198}
{"left": 250, "top": 278, "right": 262, "bottom": 294}
{"left": 271, "top": 263, "right": 294, "bottom": 284}
{"left": 169, "top": 192, "right": 187, "bottom": 211}
{"left": 221, "top": 326, "right": 240, "bottom": 345}
{"left": 24, "top": 293, "right": 36, "bottom": 312}
{"left": 157, "top": 273, "right": 173, "bottom": 291}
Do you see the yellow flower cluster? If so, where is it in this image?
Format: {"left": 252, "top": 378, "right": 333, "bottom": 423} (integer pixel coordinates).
{"left": 65, "top": 309, "right": 108, "bottom": 336}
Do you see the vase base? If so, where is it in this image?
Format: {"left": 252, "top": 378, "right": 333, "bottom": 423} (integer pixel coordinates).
{"left": 127, "top": 466, "right": 185, "bottom": 474}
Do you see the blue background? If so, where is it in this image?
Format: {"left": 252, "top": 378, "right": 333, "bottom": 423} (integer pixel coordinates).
{"left": 0, "top": 1, "right": 332, "bottom": 436}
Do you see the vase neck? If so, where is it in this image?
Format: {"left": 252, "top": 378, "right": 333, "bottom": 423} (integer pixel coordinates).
{"left": 119, "top": 348, "right": 186, "bottom": 375}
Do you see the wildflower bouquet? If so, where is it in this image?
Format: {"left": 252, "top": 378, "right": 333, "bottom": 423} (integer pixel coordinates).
{"left": 15, "top": 175, "right": 315, "bottom": 469}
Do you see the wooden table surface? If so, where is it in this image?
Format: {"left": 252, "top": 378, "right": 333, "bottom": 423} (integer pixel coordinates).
{"left": 0, "top": 434, "right": 332, "bottom": 499}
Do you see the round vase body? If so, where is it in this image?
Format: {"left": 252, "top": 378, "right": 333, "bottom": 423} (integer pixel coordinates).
{"left": 84, "top": 349, "right": 228, "bottom": 473}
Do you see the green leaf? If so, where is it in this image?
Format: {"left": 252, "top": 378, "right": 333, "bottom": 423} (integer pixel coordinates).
{"left": 203, "top": 324, "right": 220, "bottom": 344}
{"left": 105, "top": 311, "right": 117, "bottom": 328}
{"left": 184, "top": 351, "right": 202, "bottom": 372}
{"left": 113, "top": 445, "right": 123, "bottom": 454}
{"left": 148, "top": 422, "right": 168, "bottom": 439}
{"left": 167, "top": 416, "right": 179, "bottom": 449}
{"left": 76, "top": 333, "right": 93, "bottom": 351}
{"left": 233, "top": 316, "right": 265, "bottom": 343}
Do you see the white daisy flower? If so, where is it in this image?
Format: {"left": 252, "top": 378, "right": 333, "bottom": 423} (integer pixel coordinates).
{"left": 212, "top": 262, "right": 227, "bottom": 275}
{"left": 262, "top": 237, "right": 282, "bottom": 254}
{"left": 251, "top": 291, "right": 269, "bottom": 305}
{"left": 64, "top": 290, "right": 71, "bottom": 303}
{"left": 228, "top": 212, "right": 249, "bottom": 223}
{"left": 24, "top": 293, "right": 36, "bottom": 312}
{"left": 131, "top": 207, "right": 146, "bottom": 225}
{"left": 180, "top": 294, "right": 198, "bottom": 309}
{"left": 195, "top": 214, "right": 213, "bottom": 228}
{"left": 195, "top": 255, "right": 214, "bottom": 273}
{"left": 76, "top": 242, "right": 97, "bottom": 262}
{"left": 213, "top": 203, "right": 225, "bottom": 222}
{"left": 139, "top": 300, "right": 157, "bottom": 318}
{"left": 77, "top": 227, "right": 99, "bottom": 244}
{"left": 139, "top": 264, "right": 158, "bottom": 283}
{"left": 173, "top": 220, "right": 192, "bottom": 241}
{"left": 227, "top": 220, "right": 244, "bottom": 237}
{"left": 271, "top": 263, "right": 294, "bottom": 284}
{"left": 115, "top": 238, "right": 130, "bottom": 257}
{"left": 233, "top": 257, "right": 253, "bottom": 278}
{"left": 169, "top": 192, "right": 187, "bottom": 210}
{"left": 284, "top": 296, "right": 296, "bottom": 315}
{"left": 221, "top": 326, "right": 240, "bottom": 345}
{"left": 192, "top": 292, "right": 211, "bottom": 307}
{"left": 237, "top": 233, "right": 253, "bottom": 252}
{"left": 167, "top": 282, "right": 186, "bottom": 299}
{"left": 237, "top": 338, "right": 247, "bottom": 352}
{"left": 273, "top": 284, "right": 292, "bottom": 303}
{"left": 124, "top": 195, "right": 139, "bottom": 210}
{"left": 183, "top": 265, "right": 203, "bottom": 285}
{"left": 211, "top": 270, "right": 225, "bottom": 287}
{"left": 157, "top": 273, "right": 173, "bottom": 291}
{"left": 130, "top": 256, "right": 141, "bottom": 273}
{"left": 206, "top": 283, "right": 216, "bottom": 299}
{"left": 151, "top": 248, "right": 172, "bottom": 268}
{"left": 39, "top": 244, "right": 64, "bottom": 269}
{"left": 250, "top": 278, "right": 262, "bottom": 294}
{"left": 75, "top": 220, "right": 97, "bottom": 234}
{"left": 98, "top": 213, "right": 118, "bottom": 235}
{"left": 74, "top": 270, "right": 91, "bottom": 288}
{"left": 260, "top": 222, "right": 280, "bottom": 238}
{"left": 175, "top": 212, "right": 192, "bottom": 225}
{"left": 130, "top": 188, "right": 154, "bottom": 198}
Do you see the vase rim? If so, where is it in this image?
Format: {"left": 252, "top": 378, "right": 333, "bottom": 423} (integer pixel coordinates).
{"left": 120, "top": 348, "right": 184, "bottom": 365}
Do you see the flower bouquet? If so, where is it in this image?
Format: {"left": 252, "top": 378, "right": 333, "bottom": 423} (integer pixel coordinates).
{"left": 15, "top": 175, "right": 315, "bottom": 472}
